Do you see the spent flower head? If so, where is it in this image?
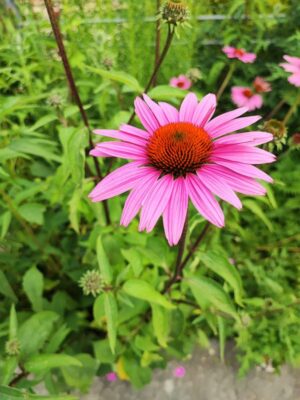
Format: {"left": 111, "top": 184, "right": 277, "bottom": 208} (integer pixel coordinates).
{"left": 79, "top": 270, "right": 103, "bottom": 297}
{"left": 263, "top": 119, "right": 287, "bottom": 151}
{"left": 160, "top": 1, "right": 189, "bottom": 26}
{"left": 5, "top": 338, "right": 20, "bottom": 356}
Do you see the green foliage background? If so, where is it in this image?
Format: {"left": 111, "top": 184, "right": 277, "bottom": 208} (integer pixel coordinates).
{"left": 0, "top": 0, "right": 300, "bottom": 397}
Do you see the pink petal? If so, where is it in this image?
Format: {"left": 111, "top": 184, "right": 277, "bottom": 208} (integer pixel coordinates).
{"left": 93, "top": 129, "right": 147, "bottom": 147}
{"left": 211, "top": 144, "right": 276, "bottom": 164}
{"left": 185, "top": 174, "right": 224, "bottom": 227}
{"left": 163, "top": 177, "right": 188, "bottom": 246}
{"left": 288, "top": 74, "right": 300, "bottom": 87}
{"left": 179, "top": 93, "right": 198, "bottom": 122}
{"left": 139, "top": 175, "right": 174, "bottom": 232}
{"left": 214, "top": 131, "right": 273, "bottom": 146}
{"left": 240, "top": 53, "right": 256, "bottom": 63}
{"left": 192, "top": 94, "right": 217, "bottom": 127}
{"left": 90, "top": 141, "right": 146, "bottom": 160}
{"left": 280, "top": 63, "right": 300, "bottom": 74}
{"left": 197, "top": 167, "right": 242, "bottom": 209}
{"left": 203, "top": 165, "right": 266, "bottom": 195}
{"left": 134, "top": 97, "right": 160, "bottom": 133}
{"left": 283, "top": 55, "right": 300, "bottom": 67}
{"left": 212, "top": 159, "right": 273, "bottom": 183}
{"left": 120, "top": 124, "right": 150, "bottom": 139}
{"left": 207, "top": 115, "right": 262, "bottom": 139}
{"left": 222, "top": 46, "right": 235, "bottom": 57}
{"left": 247, "top": 94, "right": 263, "bottom": 111}
{"left": 89, "top": 162, "right": 148, "bottom": 201}
{"left": 158, "top": 102, "right": 179, "bottom": 123}
{"left": 205, "top": 107, "right": 248, "bottom": 135}
{"left": 142, "top": 94, "right": 169, "bottom": 126}
{"left": 120, "top": 170, "right": 160, "bottom": 226}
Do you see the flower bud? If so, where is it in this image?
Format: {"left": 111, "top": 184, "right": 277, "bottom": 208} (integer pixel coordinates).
{"left": 186, "top": 68, "right": 202, "bottom": 82}
{"left": 263, "top": 119, "right": 287, "bottom": 140}
{"left": 79, "top": 270, "right": 103, "bottom": 297}
{"left": 5, "top": 338, "right": 20, "bottom": 356}
{"left": 161, "top": 1, "right": 189, "bottom": 26}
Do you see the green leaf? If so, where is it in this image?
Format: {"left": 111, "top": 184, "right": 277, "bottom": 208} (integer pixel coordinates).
{"left": 9, "top": 304, "right": 18, "bottom": 340}
{"left": 22, "top": 267, "right": 44, "bottom": 312}
{"left": 121, "top": 248, "right": 143, "bottom": 277}
{"left": 151, "top": 304, "right": 170, "bottom": 348}
{"left": 19, "top": 203, "right": 46, "bottom": 225}
{"left": 1, "top": 211, "right": 12, "bottom": 238}
{"left": 9, "top": 138, "right": 61, "bottom": 163}
{"left": 104, "top": 292, "right": 118, "bottom": 354}
{"left": 85, "top": 66, "right": 143, "bottom": 92}
{"left": 24, "top": 354, "right": 82, "bottom": 374}
{"left": 199, "top": 250, "right": 244, "bottom": 306}
{"left": 123, "top": 279, "right": 175, "bottom": 310}
{"left": 0, "top": 385, "right": 78, "bottom": 400}
{"left": 93, "top": 339, "right": 115, "bottom": 363}
{"left": 18, "top": 311, "right": 59, "bottom": 360}
{"left": 96, "top": 236, "right": 113, "bottom": 283}
{"left": 147, "top": 85, "right": 188, "bottom": 101}
{"left": 61, "top": 354, "right": 98, "bottom": 393}
{"left": 217, "top": 316, "right": 226, "bottom": 363}
{"left": 44, "top": 324, "right": 71, "bottom": 354}
{"left": 187, "top": 276, "right": 238, "bottom": 320}
{"left": 0, "top": 357, "right": 18, "bottom": 385}
{"left": 243, "top": 199, "right": 273, "bottom": 231}
{"left": 0, "top": 271, "right": 17, "bottom": 302}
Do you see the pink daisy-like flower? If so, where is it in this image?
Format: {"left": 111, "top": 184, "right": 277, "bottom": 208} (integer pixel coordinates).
{"left": 173, "top": 366, "right": 186, "bottom": 378}
{"left": 89, "top": 93, "right": 275, "bottom": 246}
{"left": 253, "top": 77, "right": 271, "bottom": 93}
{"left": 222, "top": 46, "right": 256, "bottom": 63}
{"left": 170, "top": 74, "right": 192, "bottom": 90}
{"left": 231, "top": 87, "right": 263, "bottom": 111}
{"left": 106, "top": 372, "right": 117, "bottom": 382}
{"left": 280, "top": 55, "right": 300, "bottom": 87}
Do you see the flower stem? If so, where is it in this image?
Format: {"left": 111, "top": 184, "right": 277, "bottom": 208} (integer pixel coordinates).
{"left": 163, "top": 217, "right": 188, "bottom": 293}
{"left": 216, "top": 62, "right": 236, "bottom": 100}
{"left": 263, "top": 99, "right": 285, "bottom": 121}
{"left": 282, "top": 92, "right": 300, "bottom": 125}
{"left": 152, "top": 0, "right": 162, "bottom": 87}
{"left": 43, "top": 0, "right": 111, "bottom": 225}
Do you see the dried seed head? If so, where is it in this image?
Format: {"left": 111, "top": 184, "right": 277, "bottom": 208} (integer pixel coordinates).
{"left": 47, "top": 94, "right": 63, "bottom": 108}
{"left": 79, "top": 270, "right": 103, "bottom": 297}
{"left": 161, "top": 1, "right": 189, "bottom": 26}
{"left": 5, "top": 338, "right": 20, "bottom": 356}
{"left": 263, "top": 119, "right": 287, "bottom": 140}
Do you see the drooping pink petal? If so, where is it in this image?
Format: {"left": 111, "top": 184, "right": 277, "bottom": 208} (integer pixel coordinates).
{"left": 158, "top": 102, "right": 179, "bottom": 123}
{"left": 207, "top": 115, "right": 261, "bottom": 139}
{"left": 192, "top": 94, "right": 217, "bottom": 127}
{"left": 163, "top": 177, "right": 188, "bottom": 246}
{"left": 203, "top": 164, "right": 266, "bottom": 195}
{"left": 90, "top": 141, "right": 146, "bottom": 160}
{"left": 143, "top": 94, "right": 169, "bottom": 126}
{"left": 211, "top": 144, "right": 276, "bottom": 164}
{"left": 139, "top": 175, "right": 174, "bottom": 232}
{"left": 134, "top": 97, "right": 160, "bottom": 133}
{"left": 240, "top": 53, "right": 256, "bottom": 63}
{"left": 179, "top": 93, "right": 198, "bottom": 122}
{"left": 280, "top": 63, "right": 300, "bottom": 73}
{"left": 212, "top": 159, "right": 273, "bottom": 183}
{"left": 120, "top": 170, "right": 160, "bottom": 226}
{"left": 185, "top": 174, "right": 224, "bottom": 227}
{"left": 93, "top": 129, "right": 147, "bottom": 147}
{"left": 204, "top": 107, "right": 248, "bottom": 135}
{"left": 197, "top": 167, "right": 242, "bottom": 209}
{"left": 214, "top": 131, "right": 273, "bottom": 146}
{"left": 89, "top": 162, "right": 148, "bottom": 202}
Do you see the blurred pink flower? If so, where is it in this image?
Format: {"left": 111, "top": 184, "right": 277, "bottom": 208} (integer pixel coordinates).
{"left": 228, "top": 257, "right": 236, "bottom": 265}
{"left": 231, "top": 87, "right": 263, "bottom": 111}
{"left": 106, "top": 372, "right": 117, "bottom": 382}
{"left": 89, "top": 93, "right": 274, "bottom": 246}
{"left": 170, "top": 75, "right": 192, "bottom": 90}
{"left": 280, "top": 55, "right": 300, "bottom": 87}
{"left": 253, "top": 77, "right": 271, "bottom": 93}
{"left": 222, "top": 46, "right": 256, "bottom": 63}
{"left": 173, "top": 366, "right": 186, "bottom": 378}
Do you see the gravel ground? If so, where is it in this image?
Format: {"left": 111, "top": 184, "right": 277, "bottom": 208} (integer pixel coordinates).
{"left": 81, "top": 343, "right": 300, "bottom": 400}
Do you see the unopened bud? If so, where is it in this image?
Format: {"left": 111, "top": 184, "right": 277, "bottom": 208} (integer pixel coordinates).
{"left": 79, "top": 270, "right": 103, "bottom": 297}
{"left": 5, "top": 338, "right": 20, "bottom": 356}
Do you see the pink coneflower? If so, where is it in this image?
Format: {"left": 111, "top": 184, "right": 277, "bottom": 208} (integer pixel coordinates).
{"left": 280, "top": 55, "right": 300, "bottom": 87}
{"left": 170, "top": 74, "right": 192, "bottom": 90}
{"left": 106, "top": 372, "right": 117, "bottom": 382}
{"left": 89, "top": 93, "right": 275, "bottom": 246}
{"left": 253, "top": 77, "right": 271, "bottom": 93}
{"left": 231, "top": 87, "right": 263, "bottom": 111}
{"left": 173, "top": 366, "right": 186, "bottom": 378}
{"left": 222, "top": 46, "right": 256, "bottom": 63}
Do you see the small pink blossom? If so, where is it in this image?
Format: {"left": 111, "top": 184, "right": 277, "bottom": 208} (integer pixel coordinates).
{"left": 253, "top": 77, "right": 271, "bottom": 93}
{"left": 222, "top": 46, "right": 256, "bottom": 63}
{"left": 280, "top": 55, "right": 300, "bottom": 87}
{"left": 231, "top": 87, "right": 263, "bottom": 111}
{"left": 106, "top": 372, "right": 117, "bottom": 382}
{"left": 169, "top": 75, "right": 192, "bottom": 90}
{"left": 173, "top": 366, "right": 186, "bottom": 378}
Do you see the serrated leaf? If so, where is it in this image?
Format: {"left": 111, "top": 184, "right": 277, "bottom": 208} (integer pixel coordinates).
{"left": 22, "top": 267, "right": 44, "bottom": 312}
{"left": 123, "top": 279, "right": 175, "bottom": 310}
{"left": 24, "top": 354, "right": 82, "bottom": 374}
{"left": 104, "top": 292, "right": 118, "bottom": 354}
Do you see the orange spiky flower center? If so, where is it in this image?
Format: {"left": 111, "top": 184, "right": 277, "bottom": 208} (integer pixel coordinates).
{"left": 147, "top": 122, "right": 213, "bottom": 178}
{"left": 235, "top": 48, "right": 245, "bottom": 57}
{"left": 242, "top": 88, "right": 253, "bottom": 98}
